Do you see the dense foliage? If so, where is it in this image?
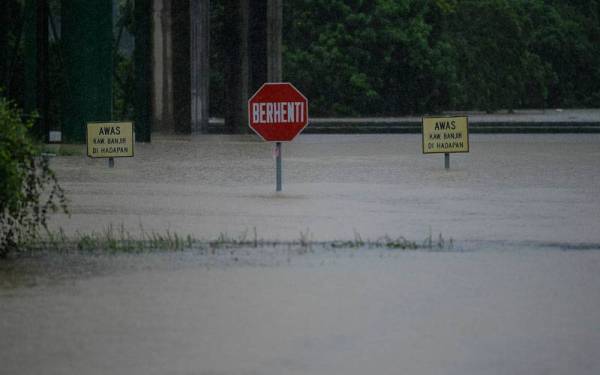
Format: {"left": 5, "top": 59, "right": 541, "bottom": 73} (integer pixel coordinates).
{"left": 2, "top": 0, "right": 599, "bottom": 121}
{"left": 282, "top": 0, "right": 600, "bottom": 115}
{"left": 0, "top": 96, "right": 67, "bottom": 257}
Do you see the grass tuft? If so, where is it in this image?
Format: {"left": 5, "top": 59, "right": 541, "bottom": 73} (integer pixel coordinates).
{"left": 9, "top": 226, "right": 455, "bottom": 256}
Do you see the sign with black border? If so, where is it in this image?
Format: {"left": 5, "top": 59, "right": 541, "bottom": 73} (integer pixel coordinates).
{"left": 87, "top": 122, "right": 134, "bottom": 158}
{"left": 422, "top": 116, "right": 469, "bottom": 154}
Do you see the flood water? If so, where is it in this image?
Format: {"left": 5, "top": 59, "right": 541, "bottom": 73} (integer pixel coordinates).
{"left": 2, "top": 246, "right": 600, "bottom": 375}
{"left": 2, "top": 134, "right": 600, "bottom": 374}
{"left": 45, "top": 134, "right": 600, "bottom": 243}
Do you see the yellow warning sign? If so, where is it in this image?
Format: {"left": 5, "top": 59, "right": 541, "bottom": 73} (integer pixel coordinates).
{"left": 87, "top": 122, "right": 134, "bottom": 158}
{"left": 422, "top": 116, "right": 469, "bottom": 154}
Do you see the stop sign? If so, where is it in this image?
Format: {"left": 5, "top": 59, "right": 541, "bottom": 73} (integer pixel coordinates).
{"left": 248, "top": 82, "right": 309, "bottom": 142}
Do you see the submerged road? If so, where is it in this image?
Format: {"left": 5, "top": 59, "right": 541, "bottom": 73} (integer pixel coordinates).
{"left": 47, "top": 133, "right": 600, "bottom": 245}
{"left": 2, "top": 134, "right": 600, "bottom": 374}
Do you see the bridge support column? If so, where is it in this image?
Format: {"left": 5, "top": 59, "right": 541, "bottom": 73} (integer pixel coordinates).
{"left": 223, "top": 0, "right": 249, "bottom": 134}
{"left": 135, "top": 0, "right": 153, "bottom": 142}
{"left": 61, "top": 0, "right": 113, "bottom": 143}
{"left": 267, "top": 0, "right": 282, "bottom": 82}
{"left": 190, "top": 0, "right": 210, "bottom": 133}
{"left": 24, "top": 0, "right": 49, "bottom": 141}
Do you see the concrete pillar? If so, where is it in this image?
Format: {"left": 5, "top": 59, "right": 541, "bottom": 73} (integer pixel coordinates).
{"left": 190, "top": 0, "right": 210, "bottom": 133}
{"left": 223, "top": 0, "right": 249, "bottom": 133}
{"left": 135, "top": 0, "right": 153, "bottom": 142}
{"left": 249, "top": 0, "right": 267, "bottom": 93}
{"left": 172, "top": 0, "right": 191, "bottom": 134}
{"left": 61, "top": 0, "right": 112, "bottom": 143}
{"left": 151, "top": 0, "right": 192, "bottom": 134}
{"left": 23, "top": 0, "right": 48, "bottom": 141}
{"left": 152, "top": 0, "right": 174, "bottom": 133}
{"left": 267, "top": 0, "right": 282, "bottom": 82}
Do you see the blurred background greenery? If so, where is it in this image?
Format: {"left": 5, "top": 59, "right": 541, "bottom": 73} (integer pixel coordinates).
{"left": 1, "top": 0, "right": 598, "bottom": 132}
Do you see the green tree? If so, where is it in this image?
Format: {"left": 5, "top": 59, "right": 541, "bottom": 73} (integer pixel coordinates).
{"left": 529, "top": 0, "right": 600, "bottom": 107}
{"left": 445, "top": 0, "right": 552, "bottom": 112}
{"left": 0, "top": 96, "right": 67, "bottom": 257}
{"left": 281, "top": 0, "right": 600, "bottom": 114}
{"left": 283, "top": 1, "right": 446, "bottom": 114}
{"left": 284, "top": 0, "right": 448, "bottom": 115}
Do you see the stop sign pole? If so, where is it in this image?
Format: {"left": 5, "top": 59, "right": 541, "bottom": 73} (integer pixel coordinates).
{"left": 275, "top": 142, "right": 282, "bottom": 191}
{"left": 248, "top": 82, "right": 309, "bottom": 191}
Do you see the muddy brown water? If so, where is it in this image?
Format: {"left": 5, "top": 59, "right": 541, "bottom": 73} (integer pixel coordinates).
{"left": 2, "top": 134, "right": 600, "bottom": 374}
{"left": 46, "top": 134, "right": 600, "bottom": 243}
{"left": 2, "top": 246, "right": 600, "bottom": 375}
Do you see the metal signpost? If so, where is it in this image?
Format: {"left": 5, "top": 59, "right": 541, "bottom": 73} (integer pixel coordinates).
{"left": 422, "top": 116, "right": 469, "bottom": 169}
{"left": 87, "top": 122, "right": 135, "bottom": 167}
{"left": 248, "top": 82, "right": 309, "bottom": 191}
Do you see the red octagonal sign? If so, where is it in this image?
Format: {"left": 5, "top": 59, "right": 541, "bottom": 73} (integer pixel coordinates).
{"left": 248, "top": 82, "right": 309, "bottom": 142}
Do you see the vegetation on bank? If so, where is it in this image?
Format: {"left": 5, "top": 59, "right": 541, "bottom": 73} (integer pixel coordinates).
{"left": 0, "top": 96, "right": 68, "bottom": 257}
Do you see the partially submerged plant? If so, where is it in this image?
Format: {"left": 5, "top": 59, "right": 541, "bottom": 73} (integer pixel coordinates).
{"left": 18, "top": 225, "right": 455, "bottom": 255}
{"left": 0, "top": 97, "right": 68, "bottom": 257}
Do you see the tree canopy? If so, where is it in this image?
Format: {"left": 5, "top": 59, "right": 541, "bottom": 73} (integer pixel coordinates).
{"left": 282, "top": 0, "right": 600, "bottom": 115}
{"left": 2, "top": 0, "right": 599, "bottom": 120}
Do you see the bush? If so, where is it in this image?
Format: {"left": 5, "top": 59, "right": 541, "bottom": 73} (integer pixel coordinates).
{"left": 0, "top": 96, "right": 68, "bottom": 257}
